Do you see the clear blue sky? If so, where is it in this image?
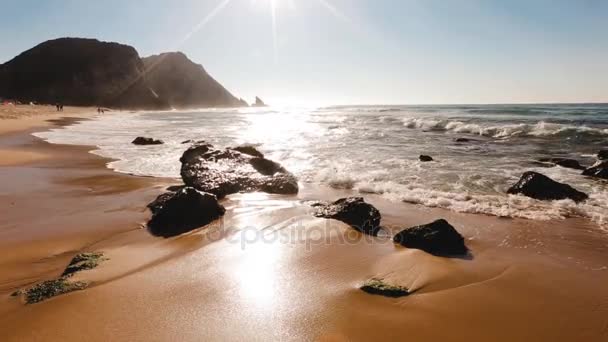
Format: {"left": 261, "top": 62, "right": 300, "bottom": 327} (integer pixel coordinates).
{"left": 1, "top": 0, "right": 607, "bottom": 105}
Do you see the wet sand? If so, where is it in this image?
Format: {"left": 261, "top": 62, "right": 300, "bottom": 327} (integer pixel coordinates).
{"left": 1, "top": 110, "right": 608, "bottom": 341}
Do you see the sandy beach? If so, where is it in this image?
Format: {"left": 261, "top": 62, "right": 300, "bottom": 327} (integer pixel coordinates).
{"left": 0, "top": 106, "right": 607, "bottom": 341}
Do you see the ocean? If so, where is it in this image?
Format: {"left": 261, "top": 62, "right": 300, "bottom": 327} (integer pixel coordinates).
{"left": 34, "top": 104, "right": 608, "bottom": 228}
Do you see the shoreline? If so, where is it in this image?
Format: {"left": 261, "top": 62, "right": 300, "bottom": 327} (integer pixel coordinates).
{"left": 1, "top": 109, "right": 608, "bottom": 341}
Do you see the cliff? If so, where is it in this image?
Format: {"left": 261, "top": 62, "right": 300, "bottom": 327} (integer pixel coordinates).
{"left": 143, "top": 52, "right": 246, "bottom": 108}
{"left": 0, "top": 38, "right": 246, "bottom": 109}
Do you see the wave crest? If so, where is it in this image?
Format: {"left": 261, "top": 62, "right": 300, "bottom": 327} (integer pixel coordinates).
{"left": 402, "top": 118, "right": 608, "bottom": 138}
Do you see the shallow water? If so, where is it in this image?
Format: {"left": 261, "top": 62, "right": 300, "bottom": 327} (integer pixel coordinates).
{"left": 35, "top": 104, "right": 608, "bottom": 227}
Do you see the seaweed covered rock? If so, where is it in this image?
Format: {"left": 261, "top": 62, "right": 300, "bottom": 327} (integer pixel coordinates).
{"left": 360, "top": 278, "right": 409, "bottom": 298}
{"left": 507, "top": 171, "right": 588, "bottom": 202}
{"left": 12, "top": 251, "right": 106, "bottom": 304}
{"left": 132, "top": 136, "right": 164, "bottom": 145}
{"left": 62, "top": 252, "right": 106, "bottom": 277}
{"left": 393, "top": 219, "right": 467, "bottom": 256}
{"left": 147, "top": 187, "right": 225, "bottom": 237}
{"left": 180, "top": 142, "right": 298, "bottom": 198}
{"left": 312, "top": 197, "right": 381, "bottom": 236}
{"left": 582, "top": 160, "right": 608, "bottom": 180}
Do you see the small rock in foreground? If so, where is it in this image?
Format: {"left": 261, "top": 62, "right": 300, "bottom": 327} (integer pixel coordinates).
{"left": 147, "top": 187, "right": 226, "bottom": 237}
{"left": 21, "top": 278, "right": 88, "bottom": 304}
{"left": 12, "top": 251, "right": 106, "bottom": 304}
{"left": 312, "top": 197, "right": 381, "bottom": 236}
{"left": 360, "top": 278, "right": 409, "bottom": 298}
{"left": 62, "top": 252, "right": 106, "bottom": 277}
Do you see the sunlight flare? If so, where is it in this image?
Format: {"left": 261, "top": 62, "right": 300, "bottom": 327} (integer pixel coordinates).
{"left": 174, "top": 0, "right": 232, "bottom": 49}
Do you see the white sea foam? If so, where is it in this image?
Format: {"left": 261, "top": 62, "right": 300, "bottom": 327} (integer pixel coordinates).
{"left": 402, "top": 118, "right": 608, "bottom": 138}
{"left": 33, "top": 106, "right": 608, "bottom": 231}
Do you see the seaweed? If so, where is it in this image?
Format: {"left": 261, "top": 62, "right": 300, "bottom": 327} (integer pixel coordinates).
{"left": 62, "top": 252, "right": 106, "bottom": 277}
{"left": 360, "top": 278, "right": 410, "bottom": 298}
{"left": 11, "top": 251, "right": 106, "bottom": 304}
{"left": 23, "top": 278, "right": 88, "bottom": 304}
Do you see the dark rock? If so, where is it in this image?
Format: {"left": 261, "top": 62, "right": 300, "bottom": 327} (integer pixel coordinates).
{"left": 253, "top": 96, "right": 267, "bottom": 107}
{"left": 598, "top": 150, "right": 608, "bottom": 160}
{"left": 166, "top": 185, "right": 185, "bottom": 192}
{"left": 147, "top": 187, "right": 225, "bottom": 237}
{"left": 180, "top": 142, "right": 298, "bottom": 199}
{"left": 393, "top": 219, "right": 467, "bottom": 256}
{"left": 582, "top": 160, "right": 608, "bottom": 180}
{"left": 181, "top": 139, "right": 195, "bottom": 144}
{"left": 538, "top": 158, "right": 585, "bottom": 170}
{"left": 179, "top": 141, "right": 214, "bottom": 164}
{"left": 419, "top": 155, "right": 433, "bottom": 162}
{"left": 142, "top": 52, "right": 245, "bottom": 108}
{"left": 507, "top": 171, "right": 588, "bottom": 202}
{"left": 249, "top": 157, "right": 286, "bottom": 175}
{"left": 132, "top": 136, "right": 164, "bottom": 145}
{"left": 259, "top": 173, "right": 299, "bottom": 194}
{"left": 312, "top": 197, "right": 381, "bottom": 236}
{"left": 233, "top": 145, "right": 264, "bottom": 158}
{"left": 238, "top": 98, "right": 249, "bottom": 107}
{"left": 454, "top": 138, "right": 478, "bottom": 143}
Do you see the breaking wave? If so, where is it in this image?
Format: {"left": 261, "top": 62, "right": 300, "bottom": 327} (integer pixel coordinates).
{"left": 402, "top": 118, "right": 608, "bottom": 139}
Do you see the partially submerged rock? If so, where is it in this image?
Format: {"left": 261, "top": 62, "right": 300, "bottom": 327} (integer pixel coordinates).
{"left": 419, "top": 155, "right": 433, "bottom": 162}
{"left": 147, "top": 187, "right": 226, "bottom": 237}
{"left": 393, "top": 219, "right": 467, "bottom": 256}
{"left": 360, "top": 278, "right": 409, "bottom": 298}
{"left": 538, "top": 157, "right": 584, "bottom": 170}
{"left": 582, "top": 160, "right": 608, "bottom": 180}
{"left": 598, "top": 150, "right": 608, "bottom": 160}
{"left": 132, "top": 136, "right": 164, "bottom": 145}
{"left": 312, "top": 197, "right": 381, "bottom": 236}
{"left": 180, "top": 142, "right": 298, "bottom": 198}
{"left": 507, "top": 171, "right": 588, "bottom": 202}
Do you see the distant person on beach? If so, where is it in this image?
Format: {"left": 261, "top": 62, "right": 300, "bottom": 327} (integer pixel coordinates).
{"left": 56, "top": 103, "right": 60, "bottom": 111}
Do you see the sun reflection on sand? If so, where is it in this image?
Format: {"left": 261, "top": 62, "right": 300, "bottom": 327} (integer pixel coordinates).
{"left": 233, "top": 238, "right": 284, "bottom": 308}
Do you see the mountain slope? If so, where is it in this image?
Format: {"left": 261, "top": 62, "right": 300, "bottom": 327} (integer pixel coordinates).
{"left": 0, "top": 38, "right": 247, "bottom": 109}
{"left": 0, "top": 38, "right": 166, "bottom": 109}
{"left": 142, "top": 52, "right": 246, "bottom": 108}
